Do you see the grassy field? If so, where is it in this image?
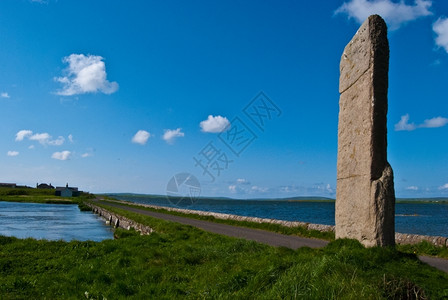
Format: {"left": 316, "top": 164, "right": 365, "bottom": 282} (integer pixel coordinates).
{"left": 1, "top": 190, "right": 448, "bottom": 298}
{"left": 1, "top": 208, "right": 448, "bottom": 299}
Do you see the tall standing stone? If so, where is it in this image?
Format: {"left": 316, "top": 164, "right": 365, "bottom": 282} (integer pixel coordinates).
{"left": 336, "top": 15, "right": 395, "bottom": 247}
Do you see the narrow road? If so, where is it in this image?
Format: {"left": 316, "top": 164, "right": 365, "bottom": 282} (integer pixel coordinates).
{"left": 96, "top": 200, "right": 328, "bottom": 249}
{"left": 96, "top": 200, "right": 448, "bottom": 273}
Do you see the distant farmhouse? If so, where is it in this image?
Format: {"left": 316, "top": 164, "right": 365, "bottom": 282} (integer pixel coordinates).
{"left": 37, "top": 183, "right": 55, "bottom": 189}
{"left": 55, "top": 183, "right": 80, "bottom": 197}
{"left": 0, "top": 183, "right": 17, "bottom": 188}
{"left": 1, "top": 182, "right": 81, "bottom": 197}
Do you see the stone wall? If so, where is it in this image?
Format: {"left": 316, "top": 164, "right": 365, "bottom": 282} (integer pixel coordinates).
{"left": 86, "top": 203, "right": 154, "bottom": 235}
{"left": 395, "top": 233, "right": 447, "bottom": 247}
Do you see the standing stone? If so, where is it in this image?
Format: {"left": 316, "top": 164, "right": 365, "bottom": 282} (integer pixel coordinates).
{"left": 336, "top": 15, "right": 395, "bottom": 247}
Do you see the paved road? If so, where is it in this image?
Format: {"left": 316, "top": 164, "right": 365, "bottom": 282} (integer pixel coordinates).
{"left": 96, "top": 200, "right": 448, "bottom": 273}
{"left": 418, "top": 256, "right": 448, "bottom": 273}
{"left": 97, "top": 200, "right": 328, "bottom": 249}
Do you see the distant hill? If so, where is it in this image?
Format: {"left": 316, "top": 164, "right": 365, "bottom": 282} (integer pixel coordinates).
{"left": 396, "top": 197, "right": 448, "bottom": 203}
{"left": 105, "top": 193, "right": 448, "bottom": 203}
{"left": 105, "top": 193, "right": 334, "bottom": 202}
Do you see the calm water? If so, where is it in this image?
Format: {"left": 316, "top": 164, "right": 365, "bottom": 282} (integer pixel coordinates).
{"left": 0, "top": 202, "right": 113, "bottom": 241}
{"left": 112, "top": 195, "right": 448, "bottom": 238}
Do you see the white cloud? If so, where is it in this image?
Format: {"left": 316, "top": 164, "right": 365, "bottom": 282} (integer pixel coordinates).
{"left": 30, "top": 133, "right": 64, "bottom": 146}
{"left": 7, "top": 151, "right": 19, "bottom": 157}
{"left": 55, "top": 54, "right": 118, "bottom": 96}
{"left": 51, "top": 151, "right": 71, "bottom": 161}
{"left": 237, "top": 178, "right": 251, "bottom": 185}
{"left": 68, "top": 134, "right": 74, "bottom": 143}
{"left": 395, "top": 114, "right": 448, "bottom": 131}
{"left": 395, "top": 114, "right": 416, "bottom": 131}
{"left": 15, "top": 130, "right": 33, "bottom": 141}
{"left": 163, "top": 128, "right": 185, "bottom": 144}
{"left": 28, "top": 145, "right": 35, "bottom": 149}
{"left": 81, "top": 153, "right": 92, "bottom": 158}
{"left": 420, "top": 116, "right": 448, "bottom": 128}
{"left": 433, "top": 17, "right": 448, "bottom": 53}
{"left": 29, "top": 133, "right": 51, "bottom": 144}
{"left": 251, "top": 185, "right": 268, "bottom": 193}
{"left": 200, "top": 115, "right": 230, "bottom": 133}
{"left": 406, "top": 186, "right": 419, "bottom": 191}
{"left": 335, "top": 0, "right": 432, "bottom": 30}
{"left": 132, "top": 130, "right": 151, "bottom": 145}
{"left": 47, "top": 136, "right": 65, "bottom": 146}
{"left": 439, "top": 183, "right": 448, "bottom": 190}
{"left": 15, "top": 130, "right": 66, "bottom": 146}
{"left": 228, "top": 185, "right": 237, "bottom": 193}
{"left": 1, "top": 92, "right": 10, "bottom": 98}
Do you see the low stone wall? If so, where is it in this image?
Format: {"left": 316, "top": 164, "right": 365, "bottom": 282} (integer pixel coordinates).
{"left": 86, "top": 203, "right": 154, "bottom": 235}
{"left": 109, "top": 200, "right": 336, "bottom": 232}
{"left": 395, "top": 232, "right": 447, "bottom": 247}
{"left": 93, "top": 200, "right": 448, "bottom": 247}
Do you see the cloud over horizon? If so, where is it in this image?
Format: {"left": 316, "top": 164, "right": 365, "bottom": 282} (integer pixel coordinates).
{"left": 405, "top": 186, "right": 419, "bottom": 191}
{"left": 1, "top": 92, "right": 10, "bottom": 98}
{"left": 335, "top": 0, "right": 432, "bottom": 30}
{"left": 132, "top": 130, "right": 151, "bottom": 145}
{"left": 55, "top": 54, "right": 119, "bottom": 96}
{"left": 395, "top": 114, "right": 448, "bottom": 131}
{"left": 163, "top": 128, "right": 184, "bottom": 144}
{"left": 200, "top": 115, "right": 230, "bottom": 133}
{"left": 439, "top": 183, "right": 448, "bottom": 190}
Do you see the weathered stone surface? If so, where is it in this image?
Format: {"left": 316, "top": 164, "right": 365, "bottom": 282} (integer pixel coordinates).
{"left": 336, "top": 15, "right": 395, "bottom": 247}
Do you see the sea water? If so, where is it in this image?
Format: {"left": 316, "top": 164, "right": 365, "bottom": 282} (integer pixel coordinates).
{"left": 0, "top": 201, "right": 113, "bottom": 241}
{"left": 111, "top": 195, "right": 448, "bottom": 238}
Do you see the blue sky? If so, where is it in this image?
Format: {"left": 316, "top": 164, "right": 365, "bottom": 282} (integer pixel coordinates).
{"left": 0, "top": 0, "right": 447, "bottom": 198}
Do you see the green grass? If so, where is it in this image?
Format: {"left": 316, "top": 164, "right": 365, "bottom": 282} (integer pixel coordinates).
{"left": 398, "top": 241, "right": 448, "bottom": 259}
{"left": 1, "top": 208, "right": 448, "bottom": 299}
